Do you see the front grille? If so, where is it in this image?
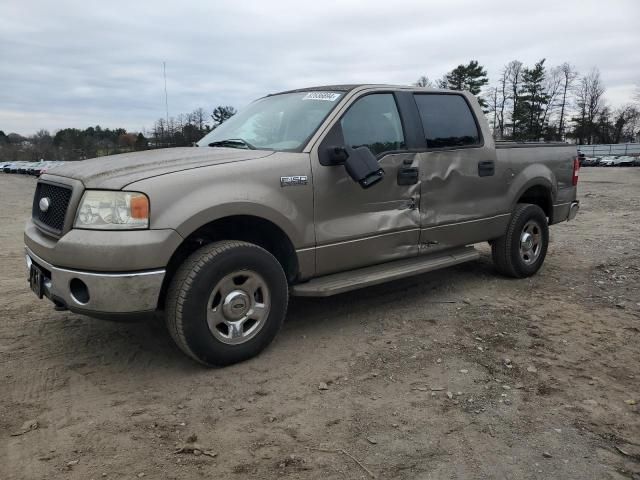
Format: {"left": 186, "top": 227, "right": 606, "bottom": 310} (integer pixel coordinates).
{"left": 32, "top": 181, "right": 73, "bottom": 234}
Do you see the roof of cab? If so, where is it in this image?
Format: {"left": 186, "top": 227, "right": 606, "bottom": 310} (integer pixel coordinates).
{"left": 268, "top": 84, "right": 363, "bottom": 96}
{"left": 269, "top": 84, "right": 460, "bottom": 97}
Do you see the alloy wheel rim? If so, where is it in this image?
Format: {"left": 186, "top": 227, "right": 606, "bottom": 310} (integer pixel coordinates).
{"left": 206, "top": 270, "right": 270, "bottom": 345}
{"left": 519, "top": 220, "right": 542, "bottom": 265}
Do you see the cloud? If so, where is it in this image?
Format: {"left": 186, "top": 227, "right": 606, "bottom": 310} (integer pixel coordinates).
{"left": 1, "top": 0, "right": 639, "bottom": 134}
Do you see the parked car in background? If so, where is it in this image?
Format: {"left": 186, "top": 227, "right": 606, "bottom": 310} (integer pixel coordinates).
{"left": 577, "top": 152, "right": 586, "bottom": 166}
{"left": 581, "top": 156, "right": 600, "bottom": 166}
{"left": 10, "top": 162, "right": 25, "bottom": 173}
{"left": 600, "top": 156, "right": 637, "bottom": 167}
{"left": 599, "top": 156, "right": 617, "bottom": 166}
{"left": 28, "top": 161, "right": 47, "bottom": 176}
{"left": 38, "top": 161, "right": 64, "bottom": 176}
{"left": 0, "top": 160, "right": 66, "bottom": 175}
{"left": 614, "top": 156, "right": 635, "bottom": 167}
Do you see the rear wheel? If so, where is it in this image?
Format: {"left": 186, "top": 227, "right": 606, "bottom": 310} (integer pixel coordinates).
{"left": 166, "top": 240, "right": 288, "bottom": 366}
{"left": 491, "top": 203, "right": 549, "bottom": 278}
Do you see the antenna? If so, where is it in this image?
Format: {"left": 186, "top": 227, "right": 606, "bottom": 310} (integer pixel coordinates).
{"left": 163, "top": 61, "right": 169, "bottom": 126}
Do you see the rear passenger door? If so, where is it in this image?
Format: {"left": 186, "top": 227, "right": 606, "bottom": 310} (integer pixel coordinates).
{"left": 414, "top": 93, "right": 510, "bottom": 252}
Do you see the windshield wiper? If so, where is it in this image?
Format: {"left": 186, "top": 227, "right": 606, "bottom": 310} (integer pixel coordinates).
{"left": 208, "top": 138, "right": 256, "bottom": 150}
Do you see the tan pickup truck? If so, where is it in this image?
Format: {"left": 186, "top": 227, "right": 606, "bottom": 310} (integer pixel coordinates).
{"left": 25, "top": 84, "right": 580, "bottom": 366}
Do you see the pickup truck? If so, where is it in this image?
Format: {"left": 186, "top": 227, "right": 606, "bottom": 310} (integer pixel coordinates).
{"left": 24, "top": 84, "right": 580, "bottom": 366}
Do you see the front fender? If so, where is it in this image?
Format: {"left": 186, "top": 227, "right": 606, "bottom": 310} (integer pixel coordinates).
{"left": 127, "top": 153, "right": 315, "bottom": 250}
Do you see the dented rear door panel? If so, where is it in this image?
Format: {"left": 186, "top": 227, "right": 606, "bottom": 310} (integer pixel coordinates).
{"left": 418, "top": 143, "right": 511, "bottom": 252}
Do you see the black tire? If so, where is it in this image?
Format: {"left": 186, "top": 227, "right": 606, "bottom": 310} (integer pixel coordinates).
{"left": 166, "top": 240, "right": 288, "bottom": 366}
{"left": 491, "top": 203, "right": 549, "bottom": 278}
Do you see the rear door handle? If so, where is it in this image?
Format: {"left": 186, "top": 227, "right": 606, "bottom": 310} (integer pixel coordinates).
{"left": 397, "top": 166, "right": 418, "bottom": 185}
{"left": 478, "top": 160, "right": 495, "bottom": 177}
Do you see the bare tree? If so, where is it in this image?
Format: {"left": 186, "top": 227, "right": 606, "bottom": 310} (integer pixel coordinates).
{"left": 505, "top": 60, "right": 524, "bottom": 138}
{"left": 414, "top": 76, "right": 433, "bottom": 87}
{"left": 153, "top": 118, "right": 167, "bottom": 147}
{"left": 496, "top": 67, "right": 509, "bottom": 139}
{"left": 540, "top": 66, "right": 563, "bottom": 136}
{"left": 574, "top": 68, "right": 605, "bottom": 144}
{"left": 557, "top": 63, "right": 578, "bottom": 140}
{"left": 486, "top": 86, "right": 499, "bottom": 137}
{"left": 192, "top": 107, "right": 208, "bottom": 132}
{"left": 30, "top": 129, "right": 54, "bottom": 161}
{"left": 435, "top": 77, "right": 448, "bottom": 89}
{"left": 486, "top": 66, "right": 509, "bottom": 139}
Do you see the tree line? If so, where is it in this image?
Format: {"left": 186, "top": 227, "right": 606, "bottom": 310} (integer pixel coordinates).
{"left": 0, "top": 104, "right": 237, "bottom": 162}
{"left": 1, "top": 65, "right": 638, "bottom": 162}
{"left": 150, "top": 105, "right": 236, "bottom": 148}
{"left": 416, "top": 60, "right": 639, "bottom": 144}
{"left": 0, "top": 127, "right": 148, "bottom": 162}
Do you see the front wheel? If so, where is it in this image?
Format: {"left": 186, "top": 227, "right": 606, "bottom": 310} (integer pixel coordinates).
{"left": 166, "top": 241, "right": 288, "bottom": 366}
{"left": 491, "top": 203, "right": 549, "bottom": 278}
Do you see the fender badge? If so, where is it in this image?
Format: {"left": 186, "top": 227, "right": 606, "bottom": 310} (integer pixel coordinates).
{"left": 280, "top": 175, "right": 308, "bottom": 187}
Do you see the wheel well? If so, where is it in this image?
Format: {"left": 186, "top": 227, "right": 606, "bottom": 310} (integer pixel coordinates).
{"left": 158, "top": 215, "right": 299, "bottom": 309}
{"left": 517, "top": 185, "right": 552, "bottom": 221}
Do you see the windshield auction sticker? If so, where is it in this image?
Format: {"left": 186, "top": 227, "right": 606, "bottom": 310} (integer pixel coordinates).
{"left": 302, "top": 92, "right": 341, "bottom": 101}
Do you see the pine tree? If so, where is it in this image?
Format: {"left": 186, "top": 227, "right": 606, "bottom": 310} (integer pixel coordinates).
{"left": 513, "top": 59, "right": 549, "bottom": 140}
{"left": 211, "top": 106, "right": 237, "bottom": 128}
{"left": 442, "top": 60, "right": 489, "bottom": 107}
{"left": 134, "top": 133, "right": 148, "bottom": 150}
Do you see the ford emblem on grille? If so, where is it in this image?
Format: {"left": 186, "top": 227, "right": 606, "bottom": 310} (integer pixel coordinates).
{"left": 39, "top": 197, "right": 51, "bottom": 213}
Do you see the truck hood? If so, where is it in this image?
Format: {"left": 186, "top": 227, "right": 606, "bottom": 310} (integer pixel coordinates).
{"left": 45, "top": 147, "right": 275, "bottom": 189}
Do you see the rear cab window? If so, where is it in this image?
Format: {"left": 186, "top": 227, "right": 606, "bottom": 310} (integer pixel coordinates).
{"left": 413, "top": 94, "right": 481, "bottom": 149}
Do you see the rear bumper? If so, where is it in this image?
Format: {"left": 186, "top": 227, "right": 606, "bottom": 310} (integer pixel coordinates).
{"left": 551, "top": 200, "right": 580, "bottom": 224}
{"left": 26, "top": 247, "right": 165, "bottom": 315}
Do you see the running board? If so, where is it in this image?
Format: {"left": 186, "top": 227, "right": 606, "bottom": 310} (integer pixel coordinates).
{"left": 291, "top": 246, "right": 479, "bottom": 297}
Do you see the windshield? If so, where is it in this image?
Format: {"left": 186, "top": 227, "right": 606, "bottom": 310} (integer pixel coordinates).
{"left": 197, "top": 91, "right": 343, "bottom": 151}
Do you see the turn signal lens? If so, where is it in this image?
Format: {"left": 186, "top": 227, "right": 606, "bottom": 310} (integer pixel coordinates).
{"left": 130, "top": 194, "right": 149, "bottom": 219}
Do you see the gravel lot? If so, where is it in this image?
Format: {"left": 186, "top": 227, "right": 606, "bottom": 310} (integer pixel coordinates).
{"left": 1, "top": 168, "right": 639, "bottom": 479}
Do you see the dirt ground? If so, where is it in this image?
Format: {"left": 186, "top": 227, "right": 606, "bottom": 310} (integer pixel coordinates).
{"left": 1, "top": 168, "right": 639, "bottom": 480}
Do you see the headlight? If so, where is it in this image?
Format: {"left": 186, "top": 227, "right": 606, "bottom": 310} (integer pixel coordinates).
{"left": 74, "top": 191, "right": 149, "bottom": 230}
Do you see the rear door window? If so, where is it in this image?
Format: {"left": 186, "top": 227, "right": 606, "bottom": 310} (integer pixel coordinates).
{"left": 413, "top": 94, "right": 481, "bottom": 149}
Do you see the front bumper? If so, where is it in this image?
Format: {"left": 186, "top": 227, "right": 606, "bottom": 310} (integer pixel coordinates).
{"left": 24, "top": 218, "right": 183, "bottom": 272}
{"left": 26, "top": 247, "right": 165, "bottom": 315}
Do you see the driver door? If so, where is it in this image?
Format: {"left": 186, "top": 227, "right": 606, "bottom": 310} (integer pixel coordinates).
{"left": 311, "top": 92, "right": 421, "bottom": 276}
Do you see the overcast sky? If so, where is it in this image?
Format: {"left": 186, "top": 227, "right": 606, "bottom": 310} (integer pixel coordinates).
{"left": 1, "top": 0, "right": 639, "bottom": 135}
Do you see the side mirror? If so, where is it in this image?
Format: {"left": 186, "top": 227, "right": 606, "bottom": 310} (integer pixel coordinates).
{"left": 326, "top": 146, "right": 349, "bottom": 165}
{"left": 343, "top": 146, "right": 385, "bottom": 189}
